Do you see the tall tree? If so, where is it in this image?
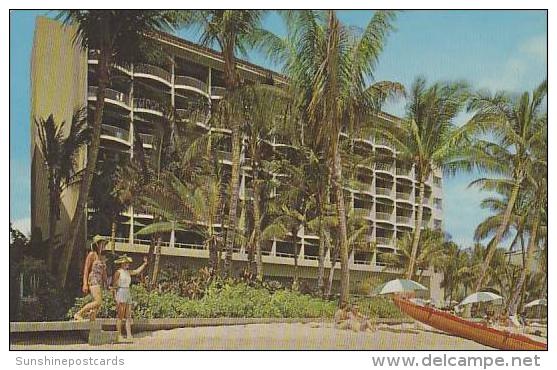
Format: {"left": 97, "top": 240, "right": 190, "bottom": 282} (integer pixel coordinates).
{"left": 57, "top": 10, "right": 179, "bottom": 287}
{"left": 262, "top": 10, "right": 401, "bottom": 303}
{"left": 506, "top": 131, "right": 547, "bottom": 316}
{"left": 377, "top": 77, "right": 470, "bottom": 279}
{"left": 180, "top": 10, "right": 268, "bottom": 276}
{"left": 34, "top": 108, "right": 90, "bottom": 272}
{"left": 466, "top": 80, "right": 547, "bottom": 292}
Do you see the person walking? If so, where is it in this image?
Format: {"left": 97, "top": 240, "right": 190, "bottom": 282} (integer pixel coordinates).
{"left": 73, "top": 235, "right": 109, "bottom": 321}
{"left": 112, "top": 254, "right": 148, "bottom": 342}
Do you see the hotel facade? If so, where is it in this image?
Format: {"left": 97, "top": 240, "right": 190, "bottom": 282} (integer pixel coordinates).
{"left": 30, "top": 17, "right": 444, "bottom": 300}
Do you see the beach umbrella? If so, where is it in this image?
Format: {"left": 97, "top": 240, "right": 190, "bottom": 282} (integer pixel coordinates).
{"left": 458, "top": 292, "right": 503, "bottom": 306}
{"left": 371, "top": 279, "right": 428, "bottom": 296}
{"left": 523, "top": 298, "right": 547, "bottom": 308}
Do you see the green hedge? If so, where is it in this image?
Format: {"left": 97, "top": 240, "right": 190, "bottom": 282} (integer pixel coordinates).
{"left": 67, "top": 283, "right": 337, "bottom": 319}
{"left": 67, "top": 283, "right": 406, "bottom": 320}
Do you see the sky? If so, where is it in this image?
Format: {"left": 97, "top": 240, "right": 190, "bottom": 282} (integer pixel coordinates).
{"left": 9, "top": 10, "right": 547, "bottom": 248}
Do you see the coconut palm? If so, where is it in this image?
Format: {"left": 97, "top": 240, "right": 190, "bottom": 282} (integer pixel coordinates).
{"left": 179, "top": 10, "right": 269, "bottom": 277}
{"left": 136, "top": 172, "right": 224, "bottom": 274}
{"left": 237, "top": 83, "right": 291, "bottom": 279}
{"left": 392, "top": 229, "right": 446, "bottom": 283}
{"left": 57, "top": 10, "right": 179, "bottom": 287}
{"left": 439, "top": 241, "right": 471, "bottom": 303}
{"left": 376, "top": 77, "right": 470, "bottom": 279}
{"left": 466, "top": 80, "right": 547, "bottom": 292}
{"left": 261, "top": 10, "right": 401, "bottom": 303}
{"left": 507, "top": 139, "right": 547, "bottom": 316}
{"left": 33, "top": 108, "right": 90, "bottom": 272}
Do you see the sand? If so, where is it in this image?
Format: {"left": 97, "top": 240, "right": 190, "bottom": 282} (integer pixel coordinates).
{"left": 11, "top": 322, "right": 493, "bottom": 350}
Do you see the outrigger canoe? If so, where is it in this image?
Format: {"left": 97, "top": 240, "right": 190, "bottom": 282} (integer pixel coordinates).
{"left": 393, "top": 296, "right": 547, "bottom": 350}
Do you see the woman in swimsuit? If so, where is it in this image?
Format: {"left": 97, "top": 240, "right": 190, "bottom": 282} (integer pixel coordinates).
{"left": 73, "top": 235, "right": 109, "bottom": 321}
{"left": 112, "top": 254, "right": 148, "bottom": 342}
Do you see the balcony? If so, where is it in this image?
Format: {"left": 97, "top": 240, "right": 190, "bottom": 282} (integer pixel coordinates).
{"left": 217, "top": 150, "right": 232, "bottom": 162}
{"left": 211, "top": 86, "right": 226, "bottom": 97}
{"left": 396, "top": 167, "right": 412, "bottom": 177}
{"left": 134, "top": 63, "right": 171, "bottom": 84}
{"left": 433, "top": 176, "right": 442, "bottom": 187}
{"left": 376, "top": 237, "right": 393, "bottom": 246}
{"left": 375, "top": 212, "right": 393, "bottom": 222}
{"left": 138, "top": 133, "right": 155, "bottom": 146}
{"left": 88, "top": 86, "right": 129, "bottom": 107}
{"left": 375, "top": 162, "right": 394, "bottom": 173}
{"left": 374, "top": 137, "right": 391, "bottom": 147}
{"left": 375, "top": 187, "right": 393, "bottom": 197}
{"left": 176, "top": 109, "right": 209, "bottom": 124}
{"left": 396, "top": 215, "right": 413, "bottom": 225}
{"left": 133, "top": 98, "right": 164, "bottom": 116}
{"left": 101, "top": 124, "right": 129, "bottom": 143}
{"left": 175, "top": 75, "right": 208, "bottom": 93}
{"left": 396, "top": 191, "right": 412, "bottom": 201}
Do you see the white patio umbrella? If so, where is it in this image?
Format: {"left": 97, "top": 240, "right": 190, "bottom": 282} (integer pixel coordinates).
{"left": 371, "top": 279, "right": 428, "bottom": 296}
{"left": 458, "top": 291, "right": 503, "bottom": 306}
{"left": 523, "top": 298, "right": 547, "bottom": 308}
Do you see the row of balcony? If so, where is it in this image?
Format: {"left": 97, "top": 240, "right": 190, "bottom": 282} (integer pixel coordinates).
{"left": 100, "top": 124, "right": 154, "bottom": 147}
{"left": 88, "top": 52, "right": 225, "bottom": 98}
{"left": 108, "top": 236, "right": 400, "bottom": 271}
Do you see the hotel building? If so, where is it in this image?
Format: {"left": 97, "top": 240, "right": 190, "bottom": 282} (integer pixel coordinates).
{"left": 30, "top": 17, "right": 444, "bottom": 299}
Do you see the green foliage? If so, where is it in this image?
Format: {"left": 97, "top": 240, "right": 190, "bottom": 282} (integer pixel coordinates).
{"left": 353, "top": 296, "right": 406, "bottom": 319}
{"left": 67, "top": 282, "right": 343, "bottom": 319}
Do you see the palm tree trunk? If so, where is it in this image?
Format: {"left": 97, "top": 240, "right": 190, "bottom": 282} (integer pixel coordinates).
{"left": 406, "top": 177, "right": 425, "bottom": 279}
{"left": 292, "top": 230, "right": 300, "bottom": 286}
{"left": 150, "top": 234, "right": 162, "bottom": 290}
{"left": 253, "top": 167, "right": 263, "bottom": 281}
{"left": 474, "top": 179, "right": 522, "bottom": 292}
{"left": 332, "top": 148, "right": 350, "bottom": 304}
{"left": 507, "top": 210, "right": 540, "bottom": 316}
{"left": 47, "top": 185, "right": 59, "bottom": 272}
{"left": 110, "top": 219, "right": 117, "bottom": 253}
{"left": 58, "top": 41, "right": 111, "bottom": 288}
{"left": 317, "top": 206, "right": 325, "bottom": 295}
{"left": 326, "top": 243, "right": 340, "bottom": 298}
{"left": 223, "top": 121, "right": 241, "bottom": 277}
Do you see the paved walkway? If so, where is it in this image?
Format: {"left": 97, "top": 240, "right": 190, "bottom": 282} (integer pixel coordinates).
{"left": 11, "top": 322, "right": 491, "bottom": 350}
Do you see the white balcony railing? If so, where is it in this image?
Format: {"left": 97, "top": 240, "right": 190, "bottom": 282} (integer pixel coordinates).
{"left": 375, "top": 162, "right": 394, "bottom": 172}
{"left": 88, "top": 86, "right": 129, "bottom": 105}
{"left": 396, "top": 191, "right": 412, "bottom": 200}
{"left": 375, "top": 187, "right": 393, "bottom": 196}
{"left": 138, "top": 133, "right": 154, "bottom": 146}
{"left": 101, "top": 124, "right": 129, "bottom": 142}
{"left": 396, "top": 167, "right": 412, "bottom": 176}
{"left": 396, "top": 216, "right": 413, "bottom": 224}
{"left": 134, "top": 63, "right": 171, "bottom": 83}
{"left": 211, "top": 86, "right": 226, "bottom": 97}
{"left": 175, "top": 75, "right": 208, "bottom": 92}
{"left": 376, "top": 212, "right": 393, "bottom": 221}
{"left": 133, "top": 98, "right": 163, "bottom": 113}
{"left": 376, "top": 237, "right": 393, "bottom": 246}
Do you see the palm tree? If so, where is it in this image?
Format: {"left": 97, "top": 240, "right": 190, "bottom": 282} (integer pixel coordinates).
{"left": 57, "top": 10, "right": 179, "bottom": 287}
{"left": 507, "top": 137, "right": 547, "bottom": 316}
{"left": 377, "top": 77, "right": 470, "bottom": 279}
{"left": 237, "top": 84, "right": 290, "bottom": 279}
{"left": 261, "top": 10, "right": 401, "bottom": 303}
{"left": 466, "top": 80, "right": 547, "bottom": 292}
{"left": 393, "top": 229, "right": 446, "bottom": 283}
{"left": 136, "top": 172, "right": 224, "bottom": 275}
{"left": 34, "top": 108, "right": 90, "bottom": 272}
{"left": 439, "top": 241, "right": 470, "bottom": 303}
{"left": 179, "top": 10, "right": 269, "bottom": 277}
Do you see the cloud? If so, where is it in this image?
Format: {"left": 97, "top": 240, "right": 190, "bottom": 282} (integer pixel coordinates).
{"left": 11, "top": 217, "right": 31, "bottom": 237}
{"left": 518, "top": 34, "right": 547, "bottom": 61}
{"left": 478, "top": 34, "right": 547, "bottom": 93}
